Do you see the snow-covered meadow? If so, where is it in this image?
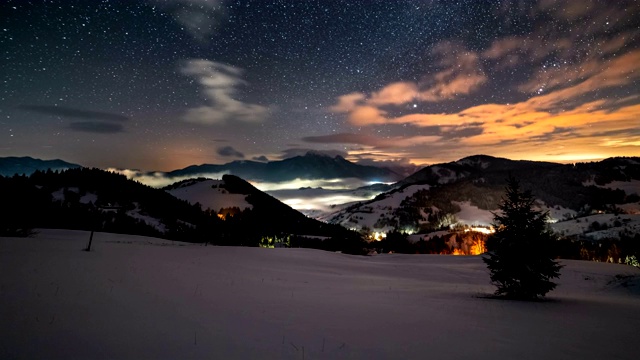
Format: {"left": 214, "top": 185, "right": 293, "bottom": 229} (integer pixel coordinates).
{"left": 1, "top": 229, "right": 639, "bottom": 359}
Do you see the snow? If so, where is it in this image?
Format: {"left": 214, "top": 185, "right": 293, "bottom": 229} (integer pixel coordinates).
{"left": 601, "top": 180, "right": 640, "bottom": 195}
{"left": 430, "top": 166, "right": 459, "bottom": 184}
{"left": 1, "top": 229, "right": 638, "bottom": 359}
{"left": 537, "top": 202, "right": 578, "bottom": 222}
{"left": 166, "top": 179, "right": 252, "bottom": 212}
{"left": 51, "top": 187, "right": 97, "bottom": 205}
{"left": 452, "top": 201, "right": 494, "bottom": 226}
{"left": 456, "top": 158, "right": 490, "bottom": 169}
{"left": 79, "top": 192, "right": 98, "bottom": 204}
{"left": 550, "top": 214, "right": 640, "bottom": 239}
{"left": 619, "top": 202, "right": 640, "bottom": 214}
{"left": 126, "top": 203, "right": 168, "bottom": 233}
{"left": 582, "top": 179, "right": 640, "bottom": 196}
{"left": 330, "top": 184, "right": 431, "bottom": 233}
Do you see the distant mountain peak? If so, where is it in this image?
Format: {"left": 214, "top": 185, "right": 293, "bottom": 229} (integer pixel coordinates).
{"left": 301, "top": 150, "right": 344, "bottom": 160}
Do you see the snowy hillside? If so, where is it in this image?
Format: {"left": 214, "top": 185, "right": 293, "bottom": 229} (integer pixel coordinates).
{"left": 166, "top": 178, "right": 252, "bottom": 212}
{"left": 327, "top": 156, "right": 640, "bottom": 240}
{"left": 1, "top": 230, "right": 638, "bottom": 359}
{"left": 329, "top": 184, "right": 432, "bottom": 234}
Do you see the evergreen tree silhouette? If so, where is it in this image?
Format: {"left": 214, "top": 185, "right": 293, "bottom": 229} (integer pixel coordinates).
{"left": 483, "top": 176, "right": 562, "bottom": 299}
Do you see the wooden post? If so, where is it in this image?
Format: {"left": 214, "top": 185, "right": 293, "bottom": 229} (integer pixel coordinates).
{"left": 85, "top": 229, "right": 94, "bottom": 252}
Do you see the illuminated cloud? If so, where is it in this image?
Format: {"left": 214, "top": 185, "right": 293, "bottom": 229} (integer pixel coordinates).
{"left": 331, "top": 35, "right": 640, "bottom": 164}
{"left": 334, "top": 43, "right": 487, "bottom": 114}
{"left": 331, "top": 42, "right": 487, "bottom": 129}
{"left": 180, "top": 59, "right": 269, "bottom": 125}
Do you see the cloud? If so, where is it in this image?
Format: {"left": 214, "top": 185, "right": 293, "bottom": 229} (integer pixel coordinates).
{"left": 302, "top": 133, "right": 395, "bottom": 148}
{"left": 110, "top": 168, "right": 230, "bottom": 188}
{"left": 331, "top": 42, "right": 487, "bottom": 127}
{"left": 324, "top": 1, "right": 640, "bottom": 165}
{"left": 19, "top": 105, "right": 129, "bottom": 134}
{"left": 19, "top": 105, "right": 128, "bottom": 121}
{"left": 484, "top": 1, "right": 638, "bottom": 73}
{"left": 217, "top": 145, "right": 244, "bottom": 158}
{"left": 180, "top": 59, "right": 269, "bottom": 125}
{"left": 69, "top": 122, "right": 125, "bottom": 134}
{"left": 251, "top": 155, "right": 269, "bottom": 162}
{"left": 330, "top": 92, "right": 366, "bottom": 113}
{"left": 369, "top": 82, "right": 418, "bottom": 106}
{"left": 331, "top": 40, "right": 640, "bottom": 163}
{"left": 302, "top": 132, "right": 442, "bottom": 149}
{"left": 419, "top": 42, "right": 487, "bottom": 102}
{"left": 151, "top": 0, "right": 225, "bottom": 42}
{"left": 354, "top": 157, "right": 420, "bottom": 178}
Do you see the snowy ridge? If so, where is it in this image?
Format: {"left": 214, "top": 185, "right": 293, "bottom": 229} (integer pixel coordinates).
{"left": 166, "top": 179, "right": 252, "bottom": 212}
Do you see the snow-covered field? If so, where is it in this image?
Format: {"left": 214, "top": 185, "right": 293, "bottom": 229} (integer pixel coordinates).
{"left": 1, "top": 229, "right": 639, "bottom": 359}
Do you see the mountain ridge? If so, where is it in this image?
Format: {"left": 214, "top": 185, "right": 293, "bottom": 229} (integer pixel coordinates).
{"left": 166, "top": 151, "right": 401, "bottom": 182}
{"left": 0, "top": 156, "right": 81, "bottom": 177}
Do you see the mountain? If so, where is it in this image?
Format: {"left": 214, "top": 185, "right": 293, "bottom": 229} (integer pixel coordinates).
{"left": 327, "top": 155, "right": 640, "bottom": 239}
{"left": 0, "top": 156, "right": 80, "bottom": 176}
{"left": 166, "top": 152, "right": 401, "bottom": 182}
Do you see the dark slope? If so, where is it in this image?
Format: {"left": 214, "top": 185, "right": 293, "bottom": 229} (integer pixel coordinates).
{"left": 220, "top": 174, "right": 354, "bottom": 238}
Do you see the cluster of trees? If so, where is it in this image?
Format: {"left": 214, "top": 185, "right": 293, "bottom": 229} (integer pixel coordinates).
{"left": 365, "top": 229, "right": 490, "bottom": 255}
{"left": 555, "top": 233, "right": 640, "bottom": 264}
{"left": 0, "top": 168, "right": 220, "bottom": 242}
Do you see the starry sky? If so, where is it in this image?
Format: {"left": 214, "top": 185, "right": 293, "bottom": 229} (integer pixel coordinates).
{"left": 2, "top": 0, "right": 639, "bottom": 171}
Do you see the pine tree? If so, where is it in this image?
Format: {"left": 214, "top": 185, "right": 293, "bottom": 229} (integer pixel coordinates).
{"left": 483, "top": 176, "right": 562, "bottom": 299}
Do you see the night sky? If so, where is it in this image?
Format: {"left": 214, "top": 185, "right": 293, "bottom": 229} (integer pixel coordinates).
{"left": 2, "top": 0, "right": 639, "bottom": 171}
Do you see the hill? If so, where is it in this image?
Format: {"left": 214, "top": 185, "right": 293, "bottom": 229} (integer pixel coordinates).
{"left": 328, "top": 155, "right": 640, "bottom": 239}
{"left": 0, "top": 156, "right": 80, "bottom": 176}
{"left": 165, "top": 175, "right": 361, "bottom": 251}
